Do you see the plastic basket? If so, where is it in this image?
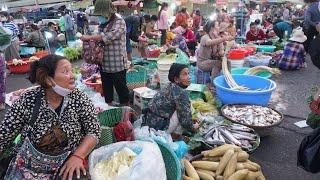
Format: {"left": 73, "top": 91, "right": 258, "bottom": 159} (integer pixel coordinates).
{"left": 97, "top": 108, "right": 123, "bottom": 127}
{"left": 7, "top": 58, "right": 31, "bottom": 74}
{"left": 154, "top": 139, "right": 182, "bottom": 180}
{"left": 147, "top": 49, "right": 161, "bottom": 58}
{"left": 126, "top": 66, "right": 148, "bottom": 90}
{"left": 97, "top": 126, "right": 115, "bottom": 147}
{"left": 34, "top": 50, "right": 49, "bottom": 58}
{"left": 83, "top": 77, "right": 103, "bottom": 96}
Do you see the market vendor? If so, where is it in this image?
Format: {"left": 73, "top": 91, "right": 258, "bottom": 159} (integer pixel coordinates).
{"left": 273, "top": 21, "right": 298, "bottom": 42}
{"left": 0, "top": 54, "right": 101, "bottom": 179}
{"left": 197, "top": 20, "right": 234, "bottom": 79}
{"left": 145, "top": 15, "right": 159, "bottom": 39}
{"left": 25, "top": 24, "right": 45, "bottom": 49}
{"left": 142, "top": 63, "right": 199, "bottom": 134}
{"left": 246, "top": 22, "right": 271, "bottom": 45}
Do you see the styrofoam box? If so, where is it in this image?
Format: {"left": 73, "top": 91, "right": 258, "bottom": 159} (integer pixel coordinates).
{"left": 133, "top": 87, "right": 157, "bottom": 109}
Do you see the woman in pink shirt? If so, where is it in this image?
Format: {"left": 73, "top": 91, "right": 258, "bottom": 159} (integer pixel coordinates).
{"left": 158, "top": 2, "right": 169, "bottom": 46}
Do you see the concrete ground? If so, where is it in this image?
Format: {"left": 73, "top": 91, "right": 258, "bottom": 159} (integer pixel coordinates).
{"left": 1, "top": 56, "right": 320, "bottom": 179}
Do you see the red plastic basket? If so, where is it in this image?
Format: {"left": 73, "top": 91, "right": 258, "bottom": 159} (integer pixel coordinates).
{"left": 84, "top": 77, "right": 103, "bottom": 96}
{"left": 228, "top": 49, "right": 246, "bottom": 60}
{"left": 34, "top": 50, "right": 49, "bottom": 58}
{"left": 7, "top": 58, "right": 31, "bottom": 74}
{"left": 147, "top": 49, "right": 161, "bottom": 58}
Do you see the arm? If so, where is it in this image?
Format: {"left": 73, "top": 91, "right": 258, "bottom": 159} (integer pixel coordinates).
{"left": 101, "top": 19, "right": 125, "bottom": 42}
{"left": 305, "top": 9, "right": 319, "bottom": 27}
{"left": 175, "top": 91, "right": 194, "bottom": 131}
{"left": 203, "top": 36, "right": 228, "bottom": 46}
{"left": 60, "top": 94, "right": 101, "bottom": 180}
{"left": 0, "top": 95, "right": 26, "bottom": 153}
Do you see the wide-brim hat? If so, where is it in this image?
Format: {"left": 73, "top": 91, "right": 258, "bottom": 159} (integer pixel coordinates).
{"left": 92, "top": 0, "right": 116, "bottom": 17}
{"left": 289, "top": 30, "right": 307, "bottom": 43}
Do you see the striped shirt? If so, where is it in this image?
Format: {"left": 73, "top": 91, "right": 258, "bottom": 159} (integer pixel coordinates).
{"left": 3, "top": 22, "right": 19, "bottom": 41}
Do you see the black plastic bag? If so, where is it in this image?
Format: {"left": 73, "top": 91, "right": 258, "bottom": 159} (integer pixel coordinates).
{"left": 297, "top": 127, "right": 320, "bottom": 173}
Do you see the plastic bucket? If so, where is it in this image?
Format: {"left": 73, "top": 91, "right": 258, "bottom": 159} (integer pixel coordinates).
{"left": 157, "top": 60, "right": 173, "bottom": 71}
{"left": 228, "top": 59, "right": 245, "bottom": 68}
{"left": 213, "top": 75, "right": 276, "bottom": 106}
{"left": 231, "top": 67, "right": 272, "bottom": 79}
{"left": 256, "top": 45, "right": 276, "bottom": 53}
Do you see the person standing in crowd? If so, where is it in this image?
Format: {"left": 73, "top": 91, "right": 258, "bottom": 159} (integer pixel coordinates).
{"left": 64, "top": 10, "right": 75, "bottom": 42}
{"left": 77, "top": 10, "right": 86, "bottom": 34}
{"left": 25, "top": 24, "right": 45, "bottom": 49}
{"left": 278, "top": 30, "right": 307, "bottom": 70}
{"left": 59, "top": 11, "right": 65, "bottom": 35}
{"left": 175, "top": 7, "right": 190, "bottom": 27}
{"left": 125, "top": 14, "right": 142, "bottom": 61}
{"left": 192, "top": 9, "right": 202, "bottom": 31}
{"left": 0, "top": 55, "right": 101, "bottom": 179}
{"left": 197, "top": 21, "right": 234, "bottom": 79}
{"left": 283, "top": 5, "right": 291, "bottom": 21}
{"left": 46, "top": 22, "right": 59, "bottom": 54}
{"left": 303, "top": 0, "right": 320, "bottom": 53}
{"left": 81, "top": 0, "right": 129, "bottom": 106}
{"left": 0, "top": 24, "right": 10, "bottom": 110}
{"left": 158, "top": 2, "right": 169, "bottom": 46}
{"left": 0, "top": 12, "right": 20, "bottom": 61}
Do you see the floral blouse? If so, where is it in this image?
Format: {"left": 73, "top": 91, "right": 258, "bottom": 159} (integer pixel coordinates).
{"left": 0, "top": 87, "right": 101, "bottom": 152}
{"left": 142, "top": 83, "right": 193, "bottom": 131}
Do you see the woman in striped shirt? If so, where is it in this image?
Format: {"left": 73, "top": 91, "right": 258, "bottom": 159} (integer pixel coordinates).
{"left": 0, "top": 12, "right": 20, "bottom": 61}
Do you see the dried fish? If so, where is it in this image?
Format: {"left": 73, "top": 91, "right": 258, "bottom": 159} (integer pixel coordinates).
{"left": 223, "top": 105, "right": 282, "bottom": 126}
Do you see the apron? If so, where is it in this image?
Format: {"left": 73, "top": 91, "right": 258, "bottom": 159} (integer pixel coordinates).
{"left": 5, "top": 92, "right": 70, "bottom": 179}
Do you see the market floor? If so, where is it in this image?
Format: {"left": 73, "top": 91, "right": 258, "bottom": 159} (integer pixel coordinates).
{"left": 1, "top": 57, "right": 320, "bottom": 179}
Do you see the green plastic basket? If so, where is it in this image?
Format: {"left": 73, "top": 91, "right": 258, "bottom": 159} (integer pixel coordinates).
{"left": 98, "top": 108, "right": 123, "bottom": 127}
{"left": 126, "top": 66, "right": 148, "bottom": 90}
{"left": 97, "top": 126, "right": 114, "bottom": 148}
{"left": 155, "top": 139, "right": 182, "bottom": 180}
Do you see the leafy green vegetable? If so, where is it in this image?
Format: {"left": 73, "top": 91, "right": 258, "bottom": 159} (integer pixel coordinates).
{"left": 64, "top": 47, "right": 82, "bottom": 61}
{"left": 306, "top": 112, "right": 320, "bottom": 129}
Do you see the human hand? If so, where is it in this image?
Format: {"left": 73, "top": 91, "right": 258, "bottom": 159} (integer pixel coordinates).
{"left": 224, "top": 35, "right": 235, "bottom": 41}
{"left": 80, "top": 35, "right": 90, "bottom": 41}
{"left": 59, "top": 155, "right": 86, "bottom": 180}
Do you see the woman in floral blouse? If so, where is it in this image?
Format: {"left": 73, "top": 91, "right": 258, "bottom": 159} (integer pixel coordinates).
{"left": 0, "top": 54, "right": 101, "bottom": 179}
{"left": 142, "top": 63, "right": 199, "bottom": 134}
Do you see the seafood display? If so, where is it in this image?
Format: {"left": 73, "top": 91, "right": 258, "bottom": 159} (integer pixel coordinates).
{"left": 202, "top": 124, "right": 259, "bottom": 151}
{"left": 222, "top": 105, "right": 282, "bottom": 127}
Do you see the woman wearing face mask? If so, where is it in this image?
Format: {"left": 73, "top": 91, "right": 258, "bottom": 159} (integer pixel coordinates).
{"left": 81, "top": 0, "right": 130, "bottom": 106}
{"left": 142, "top": 63, "right": 199, "bottom": 134}
{"left": 197, "top": 21, "right": 234, "bottom": 79}
{"left": 0, "top": 55, "right": 101, "bottom": 180}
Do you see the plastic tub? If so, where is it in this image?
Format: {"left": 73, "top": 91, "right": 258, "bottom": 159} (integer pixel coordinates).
{"left": 246, "top": 55, "right": 272, "bottom": 67}
{"left": 256, "top": 45, "right": 276, "bottom": 53}
{"left": 228, "top": 59, "right": 245, "bottom": 68}
{"left": 231, "top": 67, "right": 272, "bottom": 79}
{"left": 228, "top": 49, "right": 246, "bottom": 59}
{"left": 7, "top": 58, "right": 31, "bottom": 74}
{"left": 157, "top": 60, "right": 173, "bottom": 71}
{"left": 213, "top": 75, "right": 276, "bottom": 106}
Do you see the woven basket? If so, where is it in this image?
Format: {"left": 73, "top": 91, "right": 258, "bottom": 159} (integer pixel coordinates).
{"left": 98, "top": 108, "right": 123, "bottom": 127}
{"left": 126, "top": 66, "right": 147, "bottom": 90}
{"left": 97, "top": 126, "right": 115, "bottom": 147}
{"left": 155, "top": 139, "right": 182, "bottom": 180}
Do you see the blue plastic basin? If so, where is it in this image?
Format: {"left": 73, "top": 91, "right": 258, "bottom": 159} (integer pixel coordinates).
{"left": 231, "top": 67, "right": 272, "bottom": 79}
{"left": 213, "top": 75, "right": 276, "bottom": 106}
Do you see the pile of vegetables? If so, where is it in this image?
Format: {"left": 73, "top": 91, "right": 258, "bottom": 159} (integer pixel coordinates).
{"left": 29, "top": 56, "right": 40, "bottom": 62}
{"left": 64, "top": 47, "right": 82, "bottom": 61}
{"left": 12, "top": 59, "right": 27, "bottom": 66}
{"left": 183, "top": 144, "right": 265, "bottom": 180}
{"left": 191, "top": 91, "right": 220, "bottom": 120}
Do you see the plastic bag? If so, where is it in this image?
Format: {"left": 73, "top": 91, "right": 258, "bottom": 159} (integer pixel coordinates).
{"left": 89, "top": 141, "right": 166, "bottom": 180}
{"left": 297, "top": 127, "right": 320, "bottom": 173}
{"left": 113, "top": 110, "right": 135, "bottom": 142}
{"left": 175, "top": 48, "right": 190, "bottom": 65}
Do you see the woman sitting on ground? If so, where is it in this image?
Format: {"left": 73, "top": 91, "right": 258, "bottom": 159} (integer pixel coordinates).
{"left": 142, "top": 63, "right": 199, "bottom": 134}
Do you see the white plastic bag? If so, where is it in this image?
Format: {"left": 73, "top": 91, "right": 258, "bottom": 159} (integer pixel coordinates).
{"left": 89, "top": 141, "right": 166, "bottom": 180}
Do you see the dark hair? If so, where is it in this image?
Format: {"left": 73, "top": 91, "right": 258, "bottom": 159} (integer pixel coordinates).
{"left": 195, "top": 9, "right": 200, "bottom": 16}
{"left": 158, "top": 2, "right": 168, "bottom": 20}
{"left": 181, "top": 7, "right": 187, "bottom": 13}
{"left": 254, "top": 19, "right": 261, "bottom": 25}
{"left": 168, "top": 63, "right": 188, "bottom": 83}
{"left": 31, "top": 24, "right": 39, "bottom": 30}
{"left": 170, "top": 22, "right": 177, "bottom": 29}
{"left": 48, "top": 22, "right": 55, "bottom": 27}
{"left": 29, "top": 55, "right": 67, "bottom": 88}
{"left": 204, "top": 20, "right": 215, "bottom": 34}
{"left": 151, "top": 15, "right": 158, "bottom": 21}
{"left": 303, "top": 0, "right": 318, "bottom": 3}
{"left": 250, "top": 22, "right": 256, "bottom": 27}
{"left": 143, "top": 14, "right": 151, "bottom": 22}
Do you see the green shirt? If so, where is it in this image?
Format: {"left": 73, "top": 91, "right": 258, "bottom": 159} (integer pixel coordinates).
{"left": 59, "top": 17, "right": 65, "bottom": 32}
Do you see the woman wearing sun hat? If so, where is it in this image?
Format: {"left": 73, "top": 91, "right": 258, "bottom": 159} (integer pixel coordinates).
{"left": 278, "top": 29, "right": 307, "bottom": 70}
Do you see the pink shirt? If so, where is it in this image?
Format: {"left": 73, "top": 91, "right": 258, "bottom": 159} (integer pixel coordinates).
{"left": 158, "top": 10, "right": 169, "bottom": 30}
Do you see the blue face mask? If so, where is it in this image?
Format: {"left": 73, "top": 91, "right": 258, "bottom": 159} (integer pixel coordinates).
{"left": 97, "top": 16, "right": 107, "bottom": 24}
